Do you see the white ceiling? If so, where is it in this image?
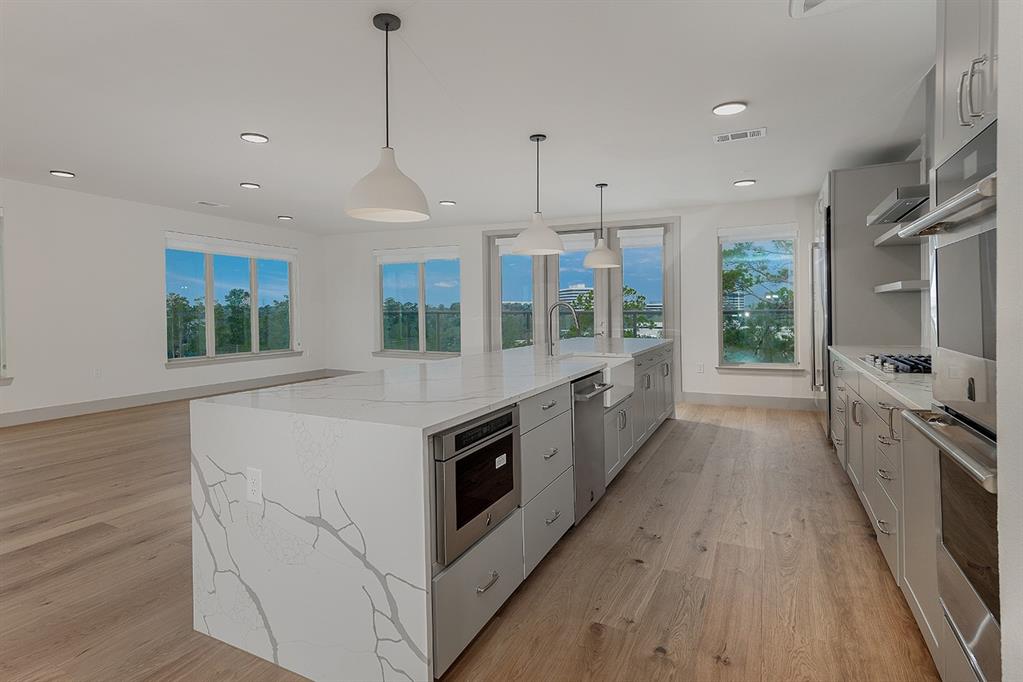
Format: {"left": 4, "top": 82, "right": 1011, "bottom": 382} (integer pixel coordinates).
{"left": 0, "top": 0, "right": 935, "bottom": 234}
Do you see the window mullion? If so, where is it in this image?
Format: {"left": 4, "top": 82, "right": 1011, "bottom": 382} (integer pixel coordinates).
{"left": 418, "top": 262, "right": 427, "bottom": 353}
{"left": 204, "top": 253, "right": 215, "bottom": 357}
{"left": 250, "top": 257, "right": 259, "bottom": 354}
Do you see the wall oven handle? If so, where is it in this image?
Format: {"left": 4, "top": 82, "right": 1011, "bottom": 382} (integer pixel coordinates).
{"left": 898, "top": 174, "right": 996, "bottom": 239}
{"left": 902, "top": 410, "right": 997, "bottom": 493}
{"left": 475, "top": 570, "right": 500, "bottom": 595}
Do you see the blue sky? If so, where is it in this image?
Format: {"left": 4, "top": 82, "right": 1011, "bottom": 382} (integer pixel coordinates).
{"left": 166, "top": 250, "right": 291, "bottom": 305}
{"left": 381, "top": 259, "right": 462, "bottom": 307}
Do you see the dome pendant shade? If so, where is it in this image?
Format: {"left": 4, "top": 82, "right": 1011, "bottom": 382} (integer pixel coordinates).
{"left": 346, "top": 147, "right": 430, "bottom": 222}
{"left": 512, "top": 212, "right": 565, "bottom": 255}
{"left": 583, "top": 237, "right": 620, "bottom": 268}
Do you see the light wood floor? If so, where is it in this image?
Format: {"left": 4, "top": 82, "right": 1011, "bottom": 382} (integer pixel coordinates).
{"left": 0, "top": 401, "right": 938, "bottom": 682}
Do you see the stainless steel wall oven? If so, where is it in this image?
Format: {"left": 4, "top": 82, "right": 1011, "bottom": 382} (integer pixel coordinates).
{"left": 433, "top": 406, "right": 520, "bottom": 566}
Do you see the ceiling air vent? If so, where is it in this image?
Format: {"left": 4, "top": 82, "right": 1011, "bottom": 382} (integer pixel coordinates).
{"left": 713, "top": 127, "right": 767, "bottom": 144}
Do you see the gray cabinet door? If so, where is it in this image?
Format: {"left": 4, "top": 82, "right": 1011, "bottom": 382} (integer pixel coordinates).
{"left": 846, "top": 398, "right": 865, "bottom": 493}
{"left": 603, "top": 408, "right": 622, "bottom": 485}
{"left": 902, "top": 417, "right": 943, "bottom": 661}
{"left": 620, "top": 396, "right": 636, "bottom": 463}
{"left": 935, "top": 0, "right": 983, "bottom": 166}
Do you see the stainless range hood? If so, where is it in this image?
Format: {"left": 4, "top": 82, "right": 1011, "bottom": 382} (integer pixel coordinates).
{"left": 866, "top": 184, "right": 929, "bottom": 225}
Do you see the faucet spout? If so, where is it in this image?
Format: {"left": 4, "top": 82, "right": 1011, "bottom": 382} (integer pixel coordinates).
{"left": 547, "top": 302, "right": 579, "bottom": 357}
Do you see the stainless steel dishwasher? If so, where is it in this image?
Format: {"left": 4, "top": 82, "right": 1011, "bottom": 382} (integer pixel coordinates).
{"left": 572, "top": 372, "right": 613, "bottom": 523}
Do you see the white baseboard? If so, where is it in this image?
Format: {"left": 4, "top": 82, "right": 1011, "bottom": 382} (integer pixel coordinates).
{"left": 0, "top": 368, "right": 357, "bottom": 428}
{"left": 680, "top": 391, "right": 815, "bottom": 411}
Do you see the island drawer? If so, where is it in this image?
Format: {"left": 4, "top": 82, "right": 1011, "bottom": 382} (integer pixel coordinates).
{"left": 872, "top": 390, "right": 905, "bottom": 441}
{"left": 520, "top": 410, "right": 573, "bottom": 503}
{"left": 432, "top": 509, "right": 524, "bottom": 676}
{"left": 873, "top": 444, "right": 901, "bottom": 508}
{"left": 831, "top": 355, "right": 860, "bottom": 395}
{"left": 868, "top": 485, "right": 899, "bottom": 582}
{"left": 522, "top": 466, "right": 574, "bottom": 577}
{"left": 519, "top": 383, "right": 572, "bottom": 434}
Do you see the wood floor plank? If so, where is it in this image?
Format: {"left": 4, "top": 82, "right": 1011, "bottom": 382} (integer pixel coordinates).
{"left": 0, "top": 400, "right": 940, "bottom": 682}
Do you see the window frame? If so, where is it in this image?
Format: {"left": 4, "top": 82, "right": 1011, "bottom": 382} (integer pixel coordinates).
{"left": 374, "top": 249, "right": 461, "bottom": 359}
{"left": 164, "top": 233, "right": 299, "bottom": 368}
{"left": 0, "top": 207, "right": 9, "bottom": 385}
{"left": 485, "top": 220, "right": 678, "bottom": 353}
{"left": 715, "top": 223, "right": 800, "bottom": 370}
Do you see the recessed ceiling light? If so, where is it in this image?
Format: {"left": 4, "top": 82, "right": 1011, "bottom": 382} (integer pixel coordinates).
{"left": 277, "top": 215, "right": 294, "bottom": 221}
{"left": 438, "top": 200, "right": 457, "bottom": 206}
{"left": 240, "top": 132, "right": 270, "bottom": 144}
{"left": 733, "top": 179, "right": 757, "bottom": 187}
{"left": 713, "top": 101, "right": 748, "bottom": 116}
{"left": 49, "top": 169, "right": 75, "bottom": 178}
{"left": 239, "top": 182, "right": 261, "bottom": 190}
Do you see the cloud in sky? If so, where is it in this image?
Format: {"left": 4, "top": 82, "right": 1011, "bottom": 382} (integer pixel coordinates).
{"left": 434, "top": 280, "right": 459, "bottom": 288}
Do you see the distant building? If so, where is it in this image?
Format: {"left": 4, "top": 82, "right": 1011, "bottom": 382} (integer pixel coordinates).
{"left": 559, "top": 287, "right": 592, "bottom": 303}
{"left": 723, "top": 292, "right": 745, "bottom": 311}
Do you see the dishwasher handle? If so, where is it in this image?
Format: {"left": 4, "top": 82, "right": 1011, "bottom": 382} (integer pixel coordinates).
{"left": 574, "top": 383, "right": 614, "bottom": 402}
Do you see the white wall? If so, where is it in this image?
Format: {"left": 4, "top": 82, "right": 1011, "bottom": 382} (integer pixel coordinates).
{"left": 322, "top": 195, "right": 817, "bottom": 402}
{"left": 0, "top": 179, "right": 325, "bottom": 414}
{"left": 997, "top": 0, "right": 1022, "bottom": 676}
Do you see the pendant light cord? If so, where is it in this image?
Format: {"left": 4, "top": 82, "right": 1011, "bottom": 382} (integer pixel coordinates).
{"left": 535, "top": 138, "right": 540, "bottom": 214}
{"left": 384, "top": 24, "right": 390, "bottom": 148}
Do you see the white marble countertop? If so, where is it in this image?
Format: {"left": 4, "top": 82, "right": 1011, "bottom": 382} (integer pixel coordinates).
{"left": 198, "top": 338, "right": 673, "bottom": 435}
{"left": 829, "top": 345, "right": 937, "bottom": 411}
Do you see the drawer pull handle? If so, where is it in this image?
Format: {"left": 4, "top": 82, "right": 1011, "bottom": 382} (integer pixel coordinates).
{"left": 877, "top": 434, "right": 892, "bottom": 446}
{"left": 833, "top": 437, "right": 844, "bottom": 446}
{"left": 877, "top": 520, "right": 893, "bottom": 536}
{"left": 476, "top": 570, "right": 500, "bottom": 595}
{"left": 545, "top": 509, "right": 561, "bottom": 526}
{"left": 836, "top": 405, "right": 845, "bottom": 413}
{"left": 836, "top": 385, "right": 846, "bottom": 392}
{"left": 878, "top": 402, "right": 901, "bottom": 441}
{"left": 543, "top": 447, "right": 559, "bottom": 460}
{"left": 878, "top": 468, "right": 895, "bottom": 481}
{"left": 541, "top": 400, "right": 558, "bottom": 410}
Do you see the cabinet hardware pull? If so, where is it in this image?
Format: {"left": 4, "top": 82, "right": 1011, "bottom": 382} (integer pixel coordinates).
{"left": 543, "top": 447, "right": 559, "bottom": 460}
{"left": 967, "top": 55, "right": 988, "bottom": 118}
{"left": 878, "top": 468, "right": 895, "bottom": 481}
{"left": 877, "top": 520, "right": 892, "bottom": 535}
{"left": 836, "top": 404, "right": 845, "bottom": 413}
{"left": 541, "top": 400, "right": 557, "bottom": 410}
{"left": 836, "top": 385, "right": 845, "bottom": 392}
{"left": 852, "top": 400, "right": 862, "bottom": 426}
{"left": 834, "top": 437, "right": 844, "bottom": 446}
{"left": 877, "top": 402, "right": 901, "bottom": 441}
{"left": 832, "top": 359, "right": 840, "bottom": 375}
{"left": 545, "top": 509, "right": 561, "bottom": 526}
{"left": 878, "top": 434, "right": 892, "bottom": 446}
{"left": 476, "top": 570, "right": 500, "bottom": 594}
{"left": 957, "top": 70, "right": 974, "bottom": 127}
{"left": 663, "top": 363, "right": 670, "bottom": 377}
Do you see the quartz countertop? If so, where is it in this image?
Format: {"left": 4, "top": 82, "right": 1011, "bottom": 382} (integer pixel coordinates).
{"left": 197, "top": 338, "right": 673, "bottom": 434}
{"left": 829, "top": 345, "right": 937, "bottom": 410}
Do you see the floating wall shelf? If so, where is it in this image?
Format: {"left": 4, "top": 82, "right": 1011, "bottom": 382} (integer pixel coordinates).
{"left": 874, "top": 279, "right": 930, "bottom": 294}
{"left": 874, "top": 223, "right": 928, "bottom": 247}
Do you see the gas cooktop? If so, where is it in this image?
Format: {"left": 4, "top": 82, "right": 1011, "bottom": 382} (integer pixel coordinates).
{"left": 863, "top": 353, "right": 932, "bottom": 374}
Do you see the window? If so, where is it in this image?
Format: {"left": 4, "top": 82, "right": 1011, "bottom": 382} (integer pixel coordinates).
{"left": 376, "top": 247, "right": 460, "bottom": 355}
{"left": 164, "top": 232, "right": 296, "bottom": 363}
{"left": 617, "top": 227, "right": 664, "bottom": 338}
{"left": 496, "top": 238, "right": 535, "bottom": 349}
{"left": 556, "top": 233, "right": 597, "bottom": 339}
{"left": 718, "top": 225, "right": 796, "bottom": 366}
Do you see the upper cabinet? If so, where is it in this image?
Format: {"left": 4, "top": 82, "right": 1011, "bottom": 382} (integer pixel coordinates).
{"left": 934, "top": 0, "right": 999, "bottom": 167}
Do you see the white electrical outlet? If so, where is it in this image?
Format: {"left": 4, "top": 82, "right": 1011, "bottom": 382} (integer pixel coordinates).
{"left": 696, "top": 362, "right": 705, "bottom": 374}
{"left": 246, "top": 467, "right": 262, "bottom": 502}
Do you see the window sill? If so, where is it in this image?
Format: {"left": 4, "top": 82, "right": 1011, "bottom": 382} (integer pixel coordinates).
{"left": 166, "top": 350, "right": 303, "bottom": 369}
{"left": 0, "top": 376, "right": 12, "bottom": 386}
{"left": 373, "top": 350, "right": 461, "bottom": 361}
{"left": 715, "top": 363, "right": 805, "bottom": 373}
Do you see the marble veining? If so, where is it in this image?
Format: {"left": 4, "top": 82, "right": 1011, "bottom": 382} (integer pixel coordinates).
{"left": 829, "top": 345, "right": 937, "bottom": 410}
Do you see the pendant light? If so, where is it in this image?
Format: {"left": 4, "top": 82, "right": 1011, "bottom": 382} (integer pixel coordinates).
{"left": 346, "top": 13, "right": 430, "bottom": 223}
{"left": 511, "top": 134, "right": 565, "bottom": 255}
{"left": 584, "top": 182, "right": 620, "bottom": 269}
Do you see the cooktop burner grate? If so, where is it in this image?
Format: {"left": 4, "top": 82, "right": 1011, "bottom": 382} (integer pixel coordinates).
{"left": 864, "top": 353, "right": 932, "bottom": 374}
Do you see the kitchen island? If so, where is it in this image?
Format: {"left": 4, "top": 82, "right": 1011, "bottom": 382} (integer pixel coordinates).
{"left": 190, "top": 338, "right": 674, "bottom": 682}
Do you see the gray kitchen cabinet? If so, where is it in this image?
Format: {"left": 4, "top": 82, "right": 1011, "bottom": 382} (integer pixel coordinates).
{"left": 522, "top": 466, "right": 574, "bottom": 577}
{"left": 935, "top": 0, "right": 998, "bottom": 167}
{"left": 658, "top": 358, "right": 674, "bottom": 420}
{"left": 902, "top": 414, "right": 943, "bottom": 662}
{"left": 603, "top": 396, "right": 637, "bottom": 486}
{"left": 846, "top": 396, "right": 865, "bottom": 494}
{"left": 520, "top": 409, "right": 573, "bottom": 504}
{"left": 619, "top": 396, "right": 636, "bottom": 464}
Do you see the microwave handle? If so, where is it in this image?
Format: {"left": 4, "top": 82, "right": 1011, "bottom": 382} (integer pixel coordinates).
{"left": 902, "top": 410, "right": 996, "bottom": 493}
